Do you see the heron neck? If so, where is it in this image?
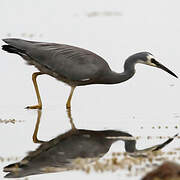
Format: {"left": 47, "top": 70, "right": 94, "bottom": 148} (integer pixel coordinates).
{"left": 102, "top": 58, "right": 136, "bottom": 84}
{"left": 103, "top": 70, "right": 135, "bottom": 84}
{"left": 111, "top": 57, "right": 137, "bottom": 84}
{"left": 98, "top": 57, "right": 137, "bottom": 84}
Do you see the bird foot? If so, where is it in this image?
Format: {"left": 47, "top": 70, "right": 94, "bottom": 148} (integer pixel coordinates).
{"left": 25, "top": 105, "right": 42, "bottom": 110}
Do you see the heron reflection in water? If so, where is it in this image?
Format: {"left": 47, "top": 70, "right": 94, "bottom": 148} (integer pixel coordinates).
{"left": 3, "top": 110, "right": 177, "bottom": 178}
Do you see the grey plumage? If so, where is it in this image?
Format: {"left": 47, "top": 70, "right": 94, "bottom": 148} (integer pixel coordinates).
{"left": 2, "top": 38, "right": 177, "bottom": 86}
{"left": 2, "top": 38, "right": 113, "bottom": 86}
{"left": 2, "top": 38, "right": 177, "bottom": 110}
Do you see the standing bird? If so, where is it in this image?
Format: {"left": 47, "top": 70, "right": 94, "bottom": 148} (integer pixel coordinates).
{"left": 2, "top": 38, "right": 178, "bottom": 110}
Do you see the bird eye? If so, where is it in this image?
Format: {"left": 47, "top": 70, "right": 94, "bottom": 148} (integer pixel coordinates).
{"left": 151, "top": 58, "right": 157, "bottom": 64}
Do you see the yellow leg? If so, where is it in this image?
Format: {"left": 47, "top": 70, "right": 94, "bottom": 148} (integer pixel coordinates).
{"left": 66, "top": 86, "right": 75, "bottom": 110}
{"left": 67, "top": 107, "right": 76, "bottom": 130}
{"left": 66, "top": 86, "right": 76, "bottom": 130}
{"left": 32, "top": 110, "right": 45, "bottom": 143}
{"left": 26, "top": 72, "right": 44, "bottom": 109}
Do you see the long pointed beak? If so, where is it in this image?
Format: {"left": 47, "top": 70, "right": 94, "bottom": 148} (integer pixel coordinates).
{"left": 153, "top": 59, "right": 178, "bottom": 78}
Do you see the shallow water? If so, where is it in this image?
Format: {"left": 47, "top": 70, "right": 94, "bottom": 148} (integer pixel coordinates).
{"left": 0, "top": 0, "right": 180, "bottom": 179}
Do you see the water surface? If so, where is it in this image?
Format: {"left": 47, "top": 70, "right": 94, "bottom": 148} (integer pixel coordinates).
{"left": 0, "top": 0, "right": 180, "bottom": 179}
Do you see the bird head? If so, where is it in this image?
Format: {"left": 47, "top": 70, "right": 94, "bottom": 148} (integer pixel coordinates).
{"left": 137, "top": 52, "right": 178, "bottom": 78}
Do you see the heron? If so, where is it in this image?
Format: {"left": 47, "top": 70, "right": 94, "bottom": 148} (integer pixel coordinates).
{"left": 2, "top": 38, "right": 178, "bottom": 110}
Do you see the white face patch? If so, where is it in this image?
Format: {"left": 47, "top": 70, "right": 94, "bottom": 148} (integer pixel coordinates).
{"left": 146, "top": 54, "right": 157, "bottom": 67}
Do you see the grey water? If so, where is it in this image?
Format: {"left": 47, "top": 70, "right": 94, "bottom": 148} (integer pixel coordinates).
{"left": 0, "top": 0, "right": 180, "bottom": 179}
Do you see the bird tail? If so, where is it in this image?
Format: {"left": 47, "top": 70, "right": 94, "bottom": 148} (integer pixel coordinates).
{"left": 2, "top": 45, "right": 25, "bottom": 55}
{"left": 2, "top": 40, "right": 32, "bottom": 62}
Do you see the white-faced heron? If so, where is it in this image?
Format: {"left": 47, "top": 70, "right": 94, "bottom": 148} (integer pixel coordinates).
{"left": 2, "top": 38, "right": 178, "bottom": 110}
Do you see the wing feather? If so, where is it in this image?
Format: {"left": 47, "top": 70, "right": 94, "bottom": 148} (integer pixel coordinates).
{"left": 3, "top": 39, "right": 111, "bottom": 81}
